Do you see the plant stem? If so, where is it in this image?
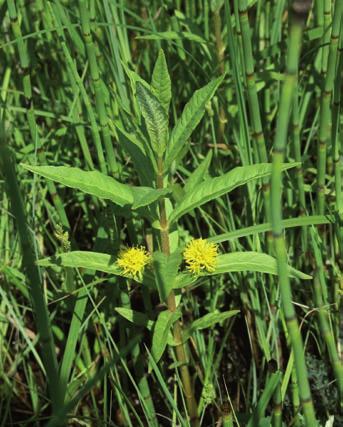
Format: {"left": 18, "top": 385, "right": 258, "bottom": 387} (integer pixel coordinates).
{"left": 316, "top": 0, "right": 343, "bottom": 214}
{"left": 332, "top": 30, "right": 343, "bottom": 254}
{"left": 238, "top": 0, "right": 270, "bottom": 223}
{"left": 0, "top": 121, "right": 62, "bottom": 413}
{"left": 310, "top": 228, "right": 343, "bottom": 407}
{"left": 270, "top": 2, "right": 318, "bottom": 425}
{"left": 156, "top": 157, "right": 199, "bottom": 426}
{"left": 7, "top": 0, "right": 69, "bottom": 229}
{"left": 79, "top": 0, "right": 118, "bottom": 176}
{"left": 213, "top": 4, "right": 227, "bottom": 146}
{"left": 120, "top": 284, "right": 158, "bottom": 426}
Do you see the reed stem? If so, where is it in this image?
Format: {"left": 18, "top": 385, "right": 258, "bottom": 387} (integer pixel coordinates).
{"left": 270, "top": 2, "right": 317, "bottom": 425}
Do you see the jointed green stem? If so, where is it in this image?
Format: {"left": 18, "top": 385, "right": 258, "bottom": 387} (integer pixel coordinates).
{"left": 0, "top": 121, "right": 62, "bottom": 413}
{"left": 316, "top": 0, "right": 343, "bottom": 214}
{"left": 79, "top": 0, "right": 118, "bottom": 176}
{"left": 238, "top": 0, "right": 270, "bottom": 222}
{"left": 270, "top": 3, "right": 318, "bottom": 425}
{"left": 310, "top": 229, "right": 343, "bottom": 406}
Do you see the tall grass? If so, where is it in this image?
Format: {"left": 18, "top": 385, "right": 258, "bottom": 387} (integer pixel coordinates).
{"left": 1, "top": 1, "right": 342, "bottom": 426}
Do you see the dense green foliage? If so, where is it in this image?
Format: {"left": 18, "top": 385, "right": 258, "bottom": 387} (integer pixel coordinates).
{"left": 0, "top": 1, "right": 342, "bottom": 426}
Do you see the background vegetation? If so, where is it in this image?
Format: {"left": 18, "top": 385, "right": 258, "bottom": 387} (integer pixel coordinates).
{"left": 0, "top": 0, "right": 342, "bottom": 426}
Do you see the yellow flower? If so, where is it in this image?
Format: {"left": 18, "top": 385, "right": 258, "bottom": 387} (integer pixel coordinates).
{"left": 117, "top": 246, "right": 151, "bottom": 280}
{"left": 183, "top": 238, "right": 218, "bottom": 275}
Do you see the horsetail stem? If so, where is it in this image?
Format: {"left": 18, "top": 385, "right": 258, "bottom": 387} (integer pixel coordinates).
{"left": 0, "top": 121, "right": 62, "bottom": 414}
{"left": 238, "top": 0, "right": 270, "bottom": 222}
{"left": 316, "top": 0, "right": 343, "bottom": 214}
{"left": 270, "top": 2, "right": 318, "bottom": 425}
{"left": 79, "top": 0, "right": 118, "bottom": 176}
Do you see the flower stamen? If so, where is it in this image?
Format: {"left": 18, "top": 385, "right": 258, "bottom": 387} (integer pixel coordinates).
{"left": 117, "top": 246, "right": 151, "bottom": 280}
{"left": 183, "top": 238, "right": 218, "bottom": 275}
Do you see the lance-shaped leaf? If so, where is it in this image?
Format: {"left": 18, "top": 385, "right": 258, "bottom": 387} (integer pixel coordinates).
{"left": 131, "top": 187, "right": 171, "bottom": 209}
{"left": 153, "top": 251, "right": 182, "bottom": 301}
{"left": 114, "top": 121, "right": 156, "bottom": 185}
{"left": 151, "top": 309, "right": 181, "bottom": 364}
{"left": 115, "top": 307, "right": 154, "bottom": 330}
{"left": 173, "top": 251, "right": 311, "bottom": 289}
{"left": 136, "top": 82, "right": 168, "bottom": 156}
{"left": 169, "top": 163, "right": 299, "bottom": 224}
{"left": 22, "top": 164, "right": 133, "bottom": 207}
{"left": 37, "top": 251, "right": 156, "bottom": 287}
{"left": 184, "top": 150, "right": 213, "bottom": 194}
{"left": 38, "top": 251, "right": 157, "bottom": 288}
{"left": 22, "top": 163, "right": 170, "bottom": 210}
{"left": 151, "top": 49, "right": 171, "bottom": 113}
{"left": 189, "top": 310, "right": 239, "bottom": 333}
{"left": 212, "top": 252, "right": 311, "bottom": 279}
{"left": 38, "top": 251, "right": 121, "bottom": 275}
{"left": 165, "top": 76, "right": 223, "bottom": 169}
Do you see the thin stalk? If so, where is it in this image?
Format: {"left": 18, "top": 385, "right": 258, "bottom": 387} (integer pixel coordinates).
{"left": 332, "top": 30, "right": 343, "bottom": 253}
{"left": 213, "top": 4, "right": 227, "bottom": 146}
{"left": 48, "top": 2, "right": 107, "bottom": 175}
{"left": 120, "top": 284, "right": 158, "bottom": 426}
{"left": 262, "top": 0, "right": 272, "bottom": 132}
{"left": 310, "top": 229, "right": 343, "bottom": 406}
{"left": 290, "top": 366, "right": 301, "bottom": 425}
{"left": 238, "top": 0, "right": 270, "bottom": 223}
{"left": 292, "top": 93, "right": 308, "bottom": 252}
{"left": 7, "top": 0, "right": 69, "bottom": 229}
{"left": 316, "top": 0, "right": 343, "bottom": 214}
{"left": 79, "top": 0, "right": 118, "bottom": 175}
{"left": 0, "top": 121, "right": 62, "bottom": 413}
{"left": 271, "top": 380, "right": 282, "bottom": 427}
{"left": 270, "top": 2, "right": 318, "bottom": 425}
{"left": 156, "top": 157, "right": 199, "bottom": 427}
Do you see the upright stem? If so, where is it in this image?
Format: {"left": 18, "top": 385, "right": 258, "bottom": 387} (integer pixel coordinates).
{"left": 310, "top": 229, "right": 343, "bottom": 407}
{"left": 120, "top": 284, "right": 158, "bottom": 426}
{"left": 156, "top": 158, "right": 199, "bottom": 426}
{"left": 238, "top": 0, "right": 270, "bottom": 224}
{"left": 213, "top": 5, "right": 227, "bottom": 146}
{"left": 7, "top": 0, "right": 69, "bottom": 229}
{"left": 0, "top": 121, "right": 62, "bottom": 413}
{"left": 316, "top": 0, "right": 343, "bottom": 214}
{"left": 270, "top": 2, "right": 317, "bottom": 425}
{"left": 79, "top": 0, "right": 118, "bottom": 176}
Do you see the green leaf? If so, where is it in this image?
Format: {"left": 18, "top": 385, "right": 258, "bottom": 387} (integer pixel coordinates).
{"left": 189, "top": 310, "right": 239, "bottom": 332}
{"left": 153, "top": 251, "right": 182, "bottom": 301}
{"left": 131, "top": 187, "right": 171, "bottom": 209}
{"left": 115, "top": 307, "right": 154, "bottom": 330}
{"left": 136, "top": 82, "right": 168, "bottom": 156}
{"left": 137, "top": 31, "right": 207, "bottom": 44}
{"left": 21, "top": 164, "right": 133, "bottom": 207}
{"left": 169, "top": 163, "right": 299, "bottom": 224}
{"left": 212, "top": 252, "right": 311, "bottom": 280}
{"left": 38, "top": 251, "right": 121, "bottom": 274}
{"left": 166, "top": 76, "right": 223, "bottom": 169}
{"left": 38, "top": 251, "right": 156, "bottom": 286}
{"left": 151, "top": 310, "right": 181, "bottom": 363}
{"left": 173, "top": 251, "right": 311, "bottom": 288}
{"left": 151, "top": 49, "right": 171, "bottom": 113}
{"left": 114, "top": 121, "right": 156, "bottom": 185}
{"left": 184, "top": 151, "right": 213, "bottom": 194}
{"left": 208, "top": 215, "right": 333, "bottom": 244}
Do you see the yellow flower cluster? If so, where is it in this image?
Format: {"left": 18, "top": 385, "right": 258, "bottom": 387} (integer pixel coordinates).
{"left": 183, "top": 238, "right": 218, "bottom": 275}
{"left": 116, "top": 246, "right": 151, "bottom": 280}
{"left": 116, "top": 238, "right": 218, "bottom": 280}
